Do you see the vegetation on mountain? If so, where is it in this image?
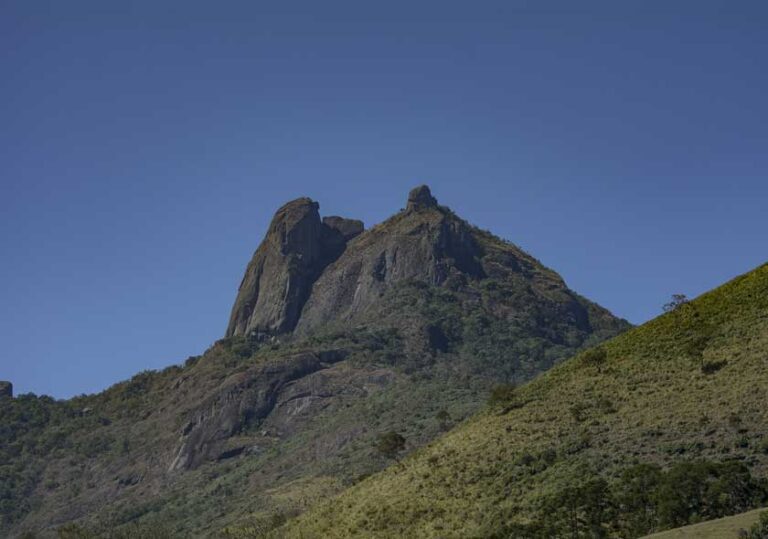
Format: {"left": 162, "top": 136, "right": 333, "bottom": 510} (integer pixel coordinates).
{"left": 1, "top": 187, "right": 629, "bottom": 537}
{"left": 492, "top": 460, "right": 767, "bottom": 538}
{"left": 663, "top": 294, "right": 689, "bottom": 313}
{"left": 375, "top": 432, "right": 406, "bottom": 463}
{"left": 279, "top": 263, "right": 768, "bottom": 538}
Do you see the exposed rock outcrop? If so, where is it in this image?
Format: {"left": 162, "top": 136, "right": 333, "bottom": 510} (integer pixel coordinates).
{"left": 225, "top": 199, "right": 363, "bottom": 339}
{"left": 226, "top": 185, "right": 623, "bottom": 343}
{"left": 406, "top": 184, "right": 438, "bottom": 211}
{"left": 0, "top": 381, "right": 11, "bottom": 398}
{"left": 226, "top": 186, "right": 491, "bottom": 339}
{"left": 295, "top": 188, "right": 486, "bottom": 334}
{"left": 170, "top": 350, "right": 348, "bottom": 470}
{"left": 322, "top": 216, "right": 364, "bottom": 241}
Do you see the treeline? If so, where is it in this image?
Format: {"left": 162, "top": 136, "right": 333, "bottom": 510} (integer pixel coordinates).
{"left": 490, "top": 460, "right": 768, "bottom": 538}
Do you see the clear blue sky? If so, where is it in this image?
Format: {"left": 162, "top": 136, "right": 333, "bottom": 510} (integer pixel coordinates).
{"left": 1, "top": 1, "right": 766, "bottom": 399}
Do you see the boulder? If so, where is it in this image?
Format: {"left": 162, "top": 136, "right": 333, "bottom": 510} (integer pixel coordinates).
{"left": 323, "top": 216, "right": 364, "bottom": 241}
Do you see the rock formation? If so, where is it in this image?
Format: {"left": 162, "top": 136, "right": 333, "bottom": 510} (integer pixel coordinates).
{"left": 169, "top": 350, "right": 347, "bottom": 470}
{"left": 405, "top": 184, "right": 438, "bottom": 211}
{"left": 225, "top": 198, "right": 363, "bottom": 339}
{"left": 0, "top": 381, "right": 11, "bottom": 398}
{"left": 322, "top": 216, "right": 364, "bottom": 241}
{"left": 295, "top": 185, "right": 486, "bottom": 334}
{"left": 225, "top": 185, "right": 612, "bottom": 343}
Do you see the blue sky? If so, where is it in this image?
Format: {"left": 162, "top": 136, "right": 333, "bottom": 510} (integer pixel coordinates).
{"left": 1, "top": 1, "right": 766, "bottom": 398}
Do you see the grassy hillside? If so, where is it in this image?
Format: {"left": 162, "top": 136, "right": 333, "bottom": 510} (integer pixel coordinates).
{"left": 280, "top": 263, "right": 768, "bottom": 538}
{"left": 642, "top": 508, "right": 766, "bottom": 538}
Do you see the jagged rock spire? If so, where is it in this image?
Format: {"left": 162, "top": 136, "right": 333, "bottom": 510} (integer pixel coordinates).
{"left": 406, "top": 185, "right": 438, "bottom": 211}
{"left": 225, "top": 198, "right": 363, "bottom": 339}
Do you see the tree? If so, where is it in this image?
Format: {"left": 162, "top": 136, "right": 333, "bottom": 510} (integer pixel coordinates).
{"left": 540, "top": 477, "right": 615, "bottom": 538}
{"left": 663, "top": 294, "right": 689, "bottom": 312}
{"left": 678, "top": 303, "right": 714, "bottom": 367}
{"left": 487, "top": 384, "right": 516, "bottom": 406}
{"left": 582, "top": 347, "right": 608, "bottom": 373}
{"left": 435, "top": 409, "right": 451, "bottom": 431}
{"left": 614, "top": 463, "right": 663, "bottom": 536}
{"left": 376, "top": 431, "right": 406, "bottom": 462}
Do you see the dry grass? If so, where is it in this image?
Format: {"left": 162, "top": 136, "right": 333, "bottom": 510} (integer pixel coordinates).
{"left": 642, "top": 507, "right": 765, "bottom": 538}
{"left": 281, "top": 263, "right": 768, "bottom": 538}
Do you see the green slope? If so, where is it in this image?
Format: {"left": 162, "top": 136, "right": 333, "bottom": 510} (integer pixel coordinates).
{"left": 280, "top": 263, "right": 768, "bottom": 538}
{"left": 643, "top": 507, "right": 766, "bottom": 538}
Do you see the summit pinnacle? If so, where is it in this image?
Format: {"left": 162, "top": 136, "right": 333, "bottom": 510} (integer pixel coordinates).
{"left": 406, "top": 184, "right": 438, "bottom": 211}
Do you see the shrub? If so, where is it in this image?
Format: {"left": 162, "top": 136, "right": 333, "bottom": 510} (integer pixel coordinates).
{"left": 487, "top": 384, "right": 516, "bottom": 407}
{"left": 435, "top": 410, "right": 451, "bottom": 430}
{"left": 701, "top": 359, "right": 727, "bottom": 375}
{"left": 570, "top": 403, "right": 589, "bottom": 422}
{"left": 663, "top": 294, "right": 689, "bottom": 312}
{"left": 540, "top": 477, "right": 614, "bottom": 538}
{"left": 184, "top": 355, "right": 200, "bottom": 368}
{"left": 746, "top": 510, "right": 768, "bottom": 538}
{"left": 596, "top": 396, "right": 617, "bottom": 414}
{"left": 376, "top": 431, "right": 406, "bottom": 462}
{"left": 582, "top": 347, "right": 607, "bottom": 373}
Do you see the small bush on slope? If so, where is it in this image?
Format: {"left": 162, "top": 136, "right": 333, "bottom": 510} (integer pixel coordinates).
{"left": 278, "top": 263, "right": 768, "bottom": 538}
{"left": 746, "top": 510, "right": 768, "bottom": 538}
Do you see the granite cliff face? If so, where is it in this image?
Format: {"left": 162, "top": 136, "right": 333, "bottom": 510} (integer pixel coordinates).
{"left": 295, "top": 186, "right": 486, "bottom": 336}
{"left": 227, "top": 185, "right": 618, "bottom": 345}
{"left": 225, "top": 198, "right": 364, "bottom": 339}
{"left": 169, "top": 350, "right": 348, "bottom": 471}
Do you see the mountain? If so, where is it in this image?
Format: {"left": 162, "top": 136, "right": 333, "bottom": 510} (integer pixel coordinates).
{"left": 280, "top": 263, "right": 768, "bottom": 538}
{"left": 0, "top": 186, "right": 628, "bottom": 537}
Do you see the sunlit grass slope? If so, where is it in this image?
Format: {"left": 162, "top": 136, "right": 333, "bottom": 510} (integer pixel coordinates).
{"left": 643, "top": 507, "right": 765, "bottom": 538}
{"left": 280, "top": 263, "right": 768, "bottom": 538}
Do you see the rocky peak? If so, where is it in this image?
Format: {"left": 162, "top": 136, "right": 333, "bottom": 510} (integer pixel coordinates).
{"left": 227, "top": 184, "right": 615, "bottom": 345}
{"left": 226, "top": 198, "right": 362, "bottom": 338}
{"left": 227, "top": 185, "right": 483, "bottom": 340}
{"left": 225, "top": 198, "right": 361, "bottom": 339}
{"left": 406, "top": 184, "right": 438, "bottom": 212}
{"left": 268, "top": 198, "right": 322, "bottom": 255}
{"left": 0, "top": 381, "right": 12, "bottom": 398}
